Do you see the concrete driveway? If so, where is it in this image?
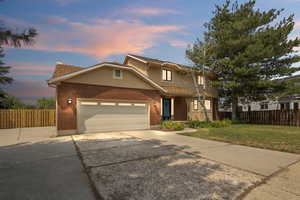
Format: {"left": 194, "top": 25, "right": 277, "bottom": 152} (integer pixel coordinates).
{"left": 0, "top": 127, "right": 97, "bottom": 200}
{"left": 73, "top": 131, "right": 263, "bottom": 200}
{"left": 73, "top": 130, "right": 300, "bottom": 200}
{"left": 1, "top": 128, "right": 299, "bottom": 200}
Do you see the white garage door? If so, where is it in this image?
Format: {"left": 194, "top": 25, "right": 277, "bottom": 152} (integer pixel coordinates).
{"left": 77, "top": 100, "right": 149, "bottom": 133}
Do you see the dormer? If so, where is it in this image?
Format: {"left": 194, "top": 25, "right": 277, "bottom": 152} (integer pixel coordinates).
{"left": 124, "top": 55, "right": 149, "bottom": 76}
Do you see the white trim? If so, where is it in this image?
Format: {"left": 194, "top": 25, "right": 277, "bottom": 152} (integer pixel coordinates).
{"left": 193, "top": 99, "right": 198, "bottom": 110}
{"left": 160, "top": 98, "right": 163, "bottom": 116}
{"left": 134, "top": 103, "right": 146, "bottom": 107}
{"left": 127, "top": 55, "right": 148, "bottom": 64}
{"left": 205, "top": 100, "right": 211, "bottom": 110}
{"left": 101, "top": 102, "right": 116, "bottom": 106}
{"left": 81, "top": 102, "right": 98, "bottom": 106}
{"left": 118, "top": 103, "right": 132, "bottom": 106}
{"left": 48, "top": 63, "right": 167, "bottom": 93}
{"left": 171, "top": 98, "right": 174, "bottom": 116}
{"left": 48, "top": 63, "right": 127, "bottom": 83}
{"left": 161, "top": 62, "right": 182, "bottom": 70}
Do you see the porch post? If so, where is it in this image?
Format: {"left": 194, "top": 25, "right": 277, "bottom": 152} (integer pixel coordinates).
{"left": 171, "top": 97, "right": 174, "bottom": 120}
{"left": 160, "top": 98, "right": 163, "bottom": 120}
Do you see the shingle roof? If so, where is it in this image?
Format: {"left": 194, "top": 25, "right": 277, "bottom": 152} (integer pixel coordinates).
{"left": 51, "top": 62, "right": 130, "bottom": 79}
{"left": 52, "top": 64, "right": 84, "bottom": 79}
{"left": 128, "top": 54, "right": 192, "bottom": 70}
{"left": 126, "top": 55, "right": 216, "bottom": 78}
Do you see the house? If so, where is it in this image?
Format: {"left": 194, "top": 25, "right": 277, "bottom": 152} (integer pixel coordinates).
{"left": 48, "top": 54, "right": 218, "bottom": 135}
{"left": 219, "top": 75, "right": 300, "bottom": 112}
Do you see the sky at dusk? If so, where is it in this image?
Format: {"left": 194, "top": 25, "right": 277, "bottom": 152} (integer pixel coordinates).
{"left": 1, "top": 0, "right": 300, "bottom": 104}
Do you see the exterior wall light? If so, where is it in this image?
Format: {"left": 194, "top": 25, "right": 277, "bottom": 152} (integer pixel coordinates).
{"left": 67, "top": 98, "right": 72, "bottom": 104}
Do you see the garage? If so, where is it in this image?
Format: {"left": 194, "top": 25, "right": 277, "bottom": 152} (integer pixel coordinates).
{"left": 77, "top": 100, "right": 149, "bottom": 133}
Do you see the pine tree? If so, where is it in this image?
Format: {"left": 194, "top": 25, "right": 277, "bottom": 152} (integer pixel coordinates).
{"left": 186, "top": 0, "right": 300, "bottom": 120}
{"left": 0, "top": 22, "right": 37, "bottom": 98}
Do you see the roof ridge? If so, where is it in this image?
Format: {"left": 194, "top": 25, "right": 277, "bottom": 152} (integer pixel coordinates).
{"left": 128, "top": 54, "right": 192, "bottom": 68}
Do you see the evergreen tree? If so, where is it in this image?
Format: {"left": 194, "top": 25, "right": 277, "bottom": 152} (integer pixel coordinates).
{"left": 186, "top": 0, "right": 300, "bottom": 120}
{"left": 0, "top": 19, "right": 37, "bottom": 101}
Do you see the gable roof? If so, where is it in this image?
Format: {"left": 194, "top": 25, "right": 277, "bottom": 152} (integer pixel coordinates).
{"left": 48, "top": 62, "right": 167, "bottom": 93}
{"left": 125, "top": 54, "right": 216, "bottom": 79}
{"left": 125, "top": 54, "right": 185, "bottom": 70}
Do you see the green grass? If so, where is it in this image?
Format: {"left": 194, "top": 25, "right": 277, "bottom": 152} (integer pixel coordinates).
{"left": 179, "top": 124, "right": 300, "bottom": 154}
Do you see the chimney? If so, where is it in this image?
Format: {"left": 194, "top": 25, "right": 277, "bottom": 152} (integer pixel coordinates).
{"left": 56, "top": 61, "right": 63, "bottom": 65}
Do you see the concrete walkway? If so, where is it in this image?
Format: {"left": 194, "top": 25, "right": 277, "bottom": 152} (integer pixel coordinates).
{"left": 0, "top": 129, "right": 97, "bottom": 200}
{"left": 122, "top": 130, "right": 300, "bottom": 177}
{"left": 244, "top": 161, "right": 300, "bottom": 200}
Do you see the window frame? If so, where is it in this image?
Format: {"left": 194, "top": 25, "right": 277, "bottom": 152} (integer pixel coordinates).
{"left": 197, "top": 75, "right": 204, "bottom": 85}
{"left": 113, "top": 69, "right": 123, "bottom": 79}
{"left": 193, "top": 99, "right": 198, "bottom": 110}
{"left": 204, "top": 100, "right": 211, "bottom": 110}
{"left": 162, "top": 69, "right": 172, "bottom": 81}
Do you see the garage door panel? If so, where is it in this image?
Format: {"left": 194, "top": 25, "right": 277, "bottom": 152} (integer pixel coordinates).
{"left": 78, "top": 101, "right": 149, "bottom": 133}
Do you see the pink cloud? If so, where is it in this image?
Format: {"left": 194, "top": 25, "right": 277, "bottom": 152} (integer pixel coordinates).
{"left": 28, "top": 18, "right": 183, "bottom": 58}
{"left": 124, "top": 7, "right": 180, "bottom": 16}
{"left": 169, "top": 40, "right": 188, "bottom": 48}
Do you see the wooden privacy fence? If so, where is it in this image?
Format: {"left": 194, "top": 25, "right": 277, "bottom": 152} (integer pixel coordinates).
{"left": 0, "top": 109, "right": 56, "bottom": 129}
{"left": 219, "top": 110, "right": 300, "bottom": 126}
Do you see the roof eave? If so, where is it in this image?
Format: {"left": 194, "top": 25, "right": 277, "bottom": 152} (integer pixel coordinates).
{"left": 47, "top": 63, "right": 167, "bottom": 93}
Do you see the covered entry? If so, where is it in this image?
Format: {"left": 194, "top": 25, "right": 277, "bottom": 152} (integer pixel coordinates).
{"left": 77, "top": 99, "right": 149, "bottom": 133}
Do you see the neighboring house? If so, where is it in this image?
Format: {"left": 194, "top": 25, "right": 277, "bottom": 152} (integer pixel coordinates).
{"left": 48, "top": 54, "right": 218, "bottom": 135}
{"left": 240, "top": 98, "right": 300, "bottom": 112}
{"left": 219, "top": 75, "right": 300, "bottom": 112}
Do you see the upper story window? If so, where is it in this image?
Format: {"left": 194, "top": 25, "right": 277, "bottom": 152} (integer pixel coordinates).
{"left": 113, "top": 69, "right": 123, "bottom": 79}
{"left": 197, "top": 75, "right": 204, "bottom": 85}
{"left": 162, "top": 69, "right": 172, "bottom": 81}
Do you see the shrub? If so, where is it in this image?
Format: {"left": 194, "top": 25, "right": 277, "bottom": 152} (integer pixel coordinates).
{"left": 187, "top": 120, "right": 232, "bottom": 128}
{"left": 161, "top": 121, "right": 184, "bottom": 131}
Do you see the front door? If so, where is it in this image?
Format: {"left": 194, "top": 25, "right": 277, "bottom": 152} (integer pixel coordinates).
{"left": 162, "top": 98, "right": 171, "bottom": 120}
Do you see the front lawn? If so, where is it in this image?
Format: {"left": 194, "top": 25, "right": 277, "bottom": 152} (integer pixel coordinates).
{"left": 179, "top": 124, "right": 300, "bottom": 154}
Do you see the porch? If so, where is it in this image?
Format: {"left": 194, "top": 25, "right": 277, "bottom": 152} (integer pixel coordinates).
{"left": 160, "top": 96, "right": 218, "bottom": 121}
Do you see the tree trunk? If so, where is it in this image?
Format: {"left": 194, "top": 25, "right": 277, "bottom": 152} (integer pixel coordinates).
{"left": 232, "top": 96, "right": 238, "bottom": 121}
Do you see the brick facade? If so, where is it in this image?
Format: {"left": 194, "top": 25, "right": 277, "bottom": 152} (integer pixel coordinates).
{"left": 56, "top": 82, "right": 161, "bottom": 131}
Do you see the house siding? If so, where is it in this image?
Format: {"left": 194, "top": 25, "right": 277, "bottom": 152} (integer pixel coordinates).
{"left": 64, "top": 67, "right": 154, "bottom": 90}
{"left": 127, "top": 57, "right": 218, "bottom": 98}
{"left": 56, "top": 82, "right": 161, "bottom": 131}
